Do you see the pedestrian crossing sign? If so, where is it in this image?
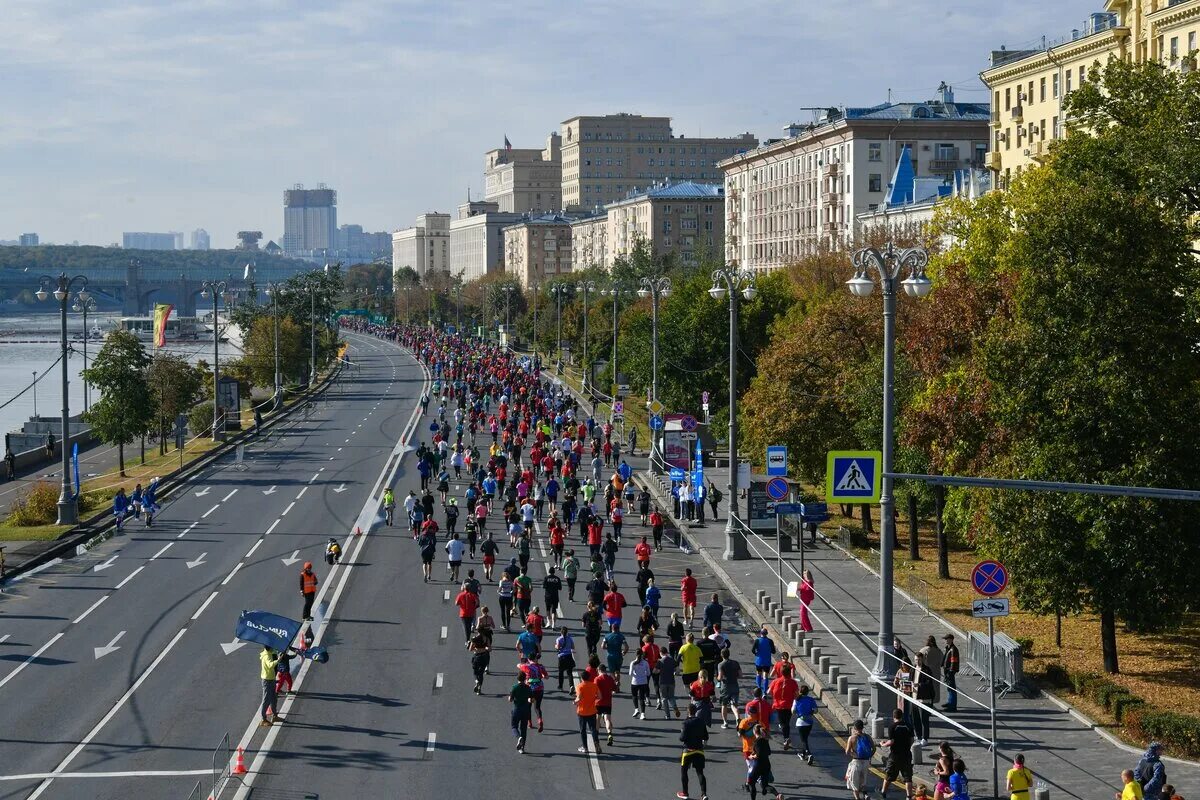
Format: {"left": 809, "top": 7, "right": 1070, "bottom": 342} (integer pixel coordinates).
{"left": 826, "top": 450, "right": 882, "bottom": 503}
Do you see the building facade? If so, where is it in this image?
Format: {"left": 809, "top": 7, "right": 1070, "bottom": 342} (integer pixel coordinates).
{"left": 570, "top": 212, "right": 610, "bottom": 272}
{"left": 604, "top": 182, "right": 724, "bottom": 268}
{"left": 18, "top": 233, "right": 38, "bottom": 247}
{"left": 190, "top": 228, "right": 210, "bottom": 250}
{"left": 449, "top": 201, "right": 527, "bottom": 282}
{"left": 981, "top": 1, "right": 1200, "bottom": 184}
{"left": 502, "top": 214, "right": 576, "bottom": 288}
{"left": 392, "top": 213, "right": 450, "bottom": 278}
{"left": 559, "top": 113, "right": 756, "bottom": 210}
{"left": 123, "top": 232, "right": 181, "bottom": 250}
{"left": 719, "top": 85, "right": 989, "bottom": 272}
{"left": 855, "top": 145, "right": 992, "bottom": 234}
{"left": 335, "top": 224, "right": 390, "bottom": 265}
{"left": 484, "top": 134, "right": 563, "bottom": 213}
{"left": 282, "top": 184, "right": 337, "bottom": 256}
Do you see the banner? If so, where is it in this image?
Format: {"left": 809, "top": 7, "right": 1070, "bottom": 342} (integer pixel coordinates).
{"left": 234, "top": 609, "right": 301, "bottom": 652}
{"left": 72, "top": 442, "right": 80, "bottom": 497}
{"left": 691, "top": 438, "right": 704, "bottom": 502}
{"left": 152, "top": 303, "right": 174, "bottom": 348}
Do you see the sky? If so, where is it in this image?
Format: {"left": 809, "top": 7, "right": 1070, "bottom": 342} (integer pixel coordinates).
{"left": 1, "top": 0, "right": 1096, "bottom": 249}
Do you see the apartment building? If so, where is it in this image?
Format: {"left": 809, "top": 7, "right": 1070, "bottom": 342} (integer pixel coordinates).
{"left": 571, "top": 211, "right": 610, "bottom": 272}
{"left": 484, "top": 134, "right": 563, "bottom": 213}
{"left": 719, "top": 85, "right": 989, "bottom": 272}
{"left": 391, "top": 213, "right": 450, "bottom": 278}
{"left": 856, "top": 145, "right": 992, "bottom": 232}
{"left": 560, "top": 113, "right": 755, "bottom": 210}
{"left": 448, "top": 200, "right": 527, "bottom": 282}
{"left": 502, "top": 214, "right": 576, "bottom": 288}
{"left": 981, "top": 1, "right": 1200, "bottom": 183}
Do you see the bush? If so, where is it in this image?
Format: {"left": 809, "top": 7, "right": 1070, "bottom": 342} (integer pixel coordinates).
{"left": 1015, "top": 637, "right": 1034, "bottom": 657}
{"left": 7, "top": 482, "right": 62, "bottom": 526}
{"left": 1126, "top": 708, "right": 1200, "bottom": 758}
{"left": 188, "top": 402, "right": 214, "bottom": 439}
{"left": 1113, "top": 694, "right": 1146, "bottom": 723}
{"left": 1043, "top": 663, "right": 1071, "bottom": 689}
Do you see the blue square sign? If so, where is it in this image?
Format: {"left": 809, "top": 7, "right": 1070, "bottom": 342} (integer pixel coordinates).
{"left": 825, "top": 450, "right": 882, "bottom": 503}
{"left": 766, "top": 445, "right": 787, "bottom": 477}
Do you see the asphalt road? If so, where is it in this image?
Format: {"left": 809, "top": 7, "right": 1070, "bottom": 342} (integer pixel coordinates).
{"left": 0, "top": 332, "right": 860, "bottom": 800}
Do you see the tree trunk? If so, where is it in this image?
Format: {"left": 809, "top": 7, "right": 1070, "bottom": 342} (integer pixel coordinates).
{"left": 118, "top": 443, "right": 125, "bottom": 478}
{"left": 934, "top": 485, "right": 949, "bottom": 579}
{"left": 861, "top": 504, "right": 873, "bottom": 535}
{"left": 140, "top": 435, "right": 145, "bottom": 464}
{"left": 841, "top": 504, "right": 852, "bottom": 517}
{"left": 1056, "top": 612, "right": 1062, "bottom": 648}
{"left": 908, "top": 493, "right": 920, "bottom": 560}
{"left": 1100, "top": 608, "right": 1120, "bottom": 674}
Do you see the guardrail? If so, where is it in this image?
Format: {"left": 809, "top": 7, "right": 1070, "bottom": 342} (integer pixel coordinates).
{"left": 966, "top": 629, "right": 1025, "bottom": 699}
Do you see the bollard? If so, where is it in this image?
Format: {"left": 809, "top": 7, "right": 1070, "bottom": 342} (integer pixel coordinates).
{"left": 775, "top": 607, "right": 785, "bottom": 623}
{"left": 859, "top": 698, "right": 871, "bottom": 719}
{"left": 829, "top": 665, "right": 840, "bottom": 682}
{"left": 848, "top": 687, "right": 860, "bottom": 706}
{"left": 837, "top": 675, "right": 848, "bottom": 695}
{"left": 801, "top": 638, "right": 814, "bottom": 657}
{"left": 818, "top": 655, "right": 831, "bottom": 675}
{"left": 810, "top": 646, "right": 822, "bottom": 665}
{"left": 782, "top": 614, "right": 795, "bottom": 630}
{"left": 793, "top": 629, "right": 805, "bottom": 648}
{"left": 1034, "top": 788, "right": 1050, "bottom": 800}
{"left": 872, "top": 717, "right": 886, "bottom": 740}
{"left": 768, "top": 601, "right": 779, "bottom": 618}
{"left": 756, "top": 589, "right": 766, "bottom": 606}
{"left": 912, "top": 741, "right": 925, "bottom": 766}
{"left": 786, "top": 621, "right": 798, "bottom": 638}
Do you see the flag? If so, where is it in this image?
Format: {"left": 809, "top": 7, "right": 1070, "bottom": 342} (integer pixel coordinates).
{"left": 235, "top": 609, "right": 301, "bottom": 652}
{"left": 152, "top": 303, "right": 174, "bottom": 348}
{"left": 504, "top": 135, "right": 512, "bottom": 151}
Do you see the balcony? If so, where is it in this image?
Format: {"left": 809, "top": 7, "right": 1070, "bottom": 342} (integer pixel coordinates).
{"left": 1011, "top": 106, "right": 1024, "bottom": 123}
{"left": 821, "top": 221, "right": 839, "bottom": 235}
{"left": 990, "top": 108, "right": 1000, "bottom": 124}
{"left": 986, "top": 151, "right": 1003, "bottom": 171}
{"left": 1029, "top": 140, "right": 1050, "bottom": 162}
{"left": 821, "top": 191, "right": 840, "bottom": 205}
{"left": 825, "top": 162, "right": 842, "bottom": 177}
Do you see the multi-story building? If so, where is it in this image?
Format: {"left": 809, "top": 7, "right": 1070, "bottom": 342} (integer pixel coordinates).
{"left": 190, "top": 228, "right": 210, "bottom": 250}
{"left": 570, "top": 211, "right": 610, "bottom": 272}
{"left": 123, "top": 231, "right": 181, "bottom": 250}
{"left": 981, "top": 2, "right": 1200, "bottom": 185}
{"left": 282, "top": 184, "right": 337, "bottom": 257}
{"left": 484, "top": 134, "right": 563, "bottom": 213}
{"left": 18, "top": 233, "right": 38, "bottom": 247}
{"left": 392, "top": 213, "right": 450, "bottom": 278}
{"left": 449, "top": 200, "right": 526, "bottom": 282}
{"left": 719, "top": 84, "right": 989, "bottom": 272}
{"left": 559, "top": 113, "right": 756, "bottom": 210}
{"left": 334, "top": 224, "right": 390, "bottom": 265}
{"left": 605, "top": 182, "right": 724, "bottom": 268}
{"left": 855, "top": 145, "right": 992, "bottom": 233}
{"left": 502, "top": 214, "right": 576, "bottom": 288}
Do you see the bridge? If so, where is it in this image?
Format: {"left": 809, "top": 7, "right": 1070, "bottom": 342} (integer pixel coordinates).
{"left": 0, "top": 260, "right": 323, "bottom": 316}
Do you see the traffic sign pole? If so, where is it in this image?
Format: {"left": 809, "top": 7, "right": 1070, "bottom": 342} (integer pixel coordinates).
{"left": 990, "top": 615, "right": 997, "bottom": 800}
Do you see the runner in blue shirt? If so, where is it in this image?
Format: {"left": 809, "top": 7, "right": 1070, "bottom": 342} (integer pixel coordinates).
{"left": 751, "top": 627, "right": 776, "bottom": 693}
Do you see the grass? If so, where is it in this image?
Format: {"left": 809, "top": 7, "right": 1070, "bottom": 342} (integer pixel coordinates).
{"left": 0, "top": 523, "right": 73, "bottom": 543}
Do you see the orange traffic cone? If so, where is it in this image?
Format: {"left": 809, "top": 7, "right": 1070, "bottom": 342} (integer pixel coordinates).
{"left": 355, "top": 525, "right": 362, "bottom": 536}
{"left": 232, "top": 746, "right": 248, "bottom": 775}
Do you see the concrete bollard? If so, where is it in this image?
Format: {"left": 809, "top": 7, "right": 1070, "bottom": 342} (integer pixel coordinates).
{"left": 1034, "top": 788, "right": 1050, "bottom": 800}
{"left": 786, "top": 621, "right": 798, "bottom": 638}
{"left": 818, "top": 655, "right": 831, "bottom": 675}
{"left": 837, "top": 675, "right": 848, "bottom": 695}
{"left": 872, "top": 717, "right": 886, "bottom": 740}
{"left": 801, "top": 639, "right": 814, "bottom": 657}
{"left": 768, "top": 601, "right": 779, "bottom": 618}
{"left": 810, "top": 646, "right": 822, "bottom": 665}
{"left": 756, "top": 589, "right": 766, "bottom": 606}
{"left": 775, "top": 607, "right": 785, "bottom": 623}
{"left": 858, "top": 698, "right": 871, "bottom": 719}
{"left": 793, "top": 629, "right": 805, "bottom": 648}
{"left": 848, "top": 687, "right": 860, "bottom": 706}
{"left": 828, "top": 665, "right": 840, "bottom": 683}
{"left": 912, "top": 741, "right": 925, "bottom": 766}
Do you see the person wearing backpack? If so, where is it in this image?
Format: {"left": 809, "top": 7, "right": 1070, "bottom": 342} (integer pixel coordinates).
{"left": 1136, "top": 743, "right": 1166, "bottom": 800}
{"left": 845, "top": 718, "right": 875, "bottom": 800}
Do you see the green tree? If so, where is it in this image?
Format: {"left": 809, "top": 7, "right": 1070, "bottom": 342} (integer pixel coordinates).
{"left": 242, "top": 316, "right": 307, "bottom": 389}
{"left": 146, "top": 353, "right": 205, "bottom": 454}
{"left": 80, "top": 330, "right": 152, "bottom": 476}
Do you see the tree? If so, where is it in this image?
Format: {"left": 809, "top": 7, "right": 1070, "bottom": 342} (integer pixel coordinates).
{"left": 242, "top": 315, "right": 306, "bottom": 390}
{"left": 146, "top": 353, "right": 204, "bottom": 455}
{"left": 81, "top": 330, "right": 152, "bottom": 476}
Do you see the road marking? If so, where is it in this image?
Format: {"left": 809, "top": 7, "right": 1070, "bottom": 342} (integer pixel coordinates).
{"left": 0, "top": 634, "right": 9, "bottom": 644}
{"left": 221, "top": 563, "right": 242, "bottom": 586}
{"left": 0, "top": 632, "right": 65, "bottom": 690}
{"left": 201, "top": 504, "right": 220, "bottom": 518}
{"left": 344, "top": 438, "right": 350, "bottom": 443}
{"left": 337, "top": 448, "right": 342, "bottom": 452}
{"left": 150, "top": 542, "right": 173, "bottom": 560}
{"left": 223, "top": 489, "right": 239, "bottom": 502}
{"left": 25, "top": 627, "right": 189, "bottom": 798}
{"left": 176, "top": 521, "right": 199, "bottom": 540}
{"left": 439, "top": 626, "right": 448, "bottom": 643}
{"left": 434, "top": 672, "right": 444, "bottom": 690}
{"left": 442, "top": 589, "right": 450, "bottom": 602}
{"left": 115, "top": 566, "right": 144, "bottom": 589}
{"left": 309, "top": 472, "right": 320, "bottom": 484}
{"left": 265, "top": 519, "right": 281, "bottom": 536}
{"left": 192, "top": 591, "right": 219, "bottom": 620}
{"left": 296, "top": 487, "right": 307, "bottom": 499}
{"left": 0, "top": 769, "right": 215, "bottom": 781}
{"left": 537, "top": 538, "right": 547, "bottom": 558}
{"left": 281, "top": 550, "right": 301, "bottom": 566}
{"left": 585, "top": 736, "right": 605, "bottom": 789}
{"left": 426, "top": 732, "right": 437, "bottom": 754}
{"left": 263, "top": 485, "right": 277, "bottom": 496}
{"left": 94, "top": 631, "right": 125, "bottom": 660}
{"left": 220, "top": 639, "right": 248, "bottom": 655}
{"left": 333, "top": 483, "right": 348, "bottom": 493}
{"left": 194, "top": 487, "right": 211, "bottom": 497}
{"left": 73, "top": 595, "right": 109, "bottom": 624}
{"left": 282, "top": 501, "right": 296, "bottom": 516}
{"left": 186, "top": 552, "right": 207, "bottom": 569}
{"left": 245, "top": 538, "right": 264, "bottom": 558}
{"left": 93, "top": 555, "right": 118, "bottom": 572}
{"left": 319, "top": 467, "right": 325, "bottom": 472}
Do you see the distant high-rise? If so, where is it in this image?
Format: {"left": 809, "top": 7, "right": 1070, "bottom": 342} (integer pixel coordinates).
{"left": 236, "top": 231, "right": 263, "bottom": 251}
{"left": 282, "top": 184, "right": 337, "bottom": 257}
{"left": 191, "top": 228, "right": 210, "bottom": 250}
{"left": 18, "top": 233, "right": 38, "bottom": 247}
{"left": 123, "top": 232, "right": 180, "bottom": 250}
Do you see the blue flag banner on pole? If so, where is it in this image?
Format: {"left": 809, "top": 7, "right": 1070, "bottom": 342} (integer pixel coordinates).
{"left": 72, "top": 443, "right": 80, "bottom": 497}
{"left": 235, "top": 610, "right": 301, "bottom": 652}
{"left": 692, "top": 439, "right": 704, "bottom": 502}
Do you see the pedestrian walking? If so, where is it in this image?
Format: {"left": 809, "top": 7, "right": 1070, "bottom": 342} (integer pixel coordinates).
{"left": 1137, "top": 743, "right": 1167, "bottom": 800}
{"left": 941, "top": 633, "right": 960, "bottom": 712}
{"left": 299, "top": 562, "right": 318, "bottom": 620}
{"left": 880, "top": 708, "right": 915, "bottom": 799}
{"left": 845, "top": 719, "right": 875, "bottom": 800}
{"left": 912, "top": 652, "right": 935, "bottom": 744}
{"left": 112, "top": 487, "right": 129, "bottom": 532}
{"left": 677, "top": 704, "right": 709, "bottom": 800}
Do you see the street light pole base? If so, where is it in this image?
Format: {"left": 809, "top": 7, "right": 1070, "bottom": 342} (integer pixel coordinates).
{"left": 56, "top": 496, "right": 78, "bottom": 526}
{"left": 722, "top": 524, "right": 749, "bottom": 561}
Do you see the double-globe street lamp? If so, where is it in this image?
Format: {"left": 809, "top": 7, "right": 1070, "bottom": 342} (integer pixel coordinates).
{"left": 577, "top": 280, "right": 597, "bottom": 390}
{"left": 304, "top": 263, "right": 332, "bottom": 385}
{"left": 601, "top": 284, "right": 629, "bottom": 399}
{"left": 845, "top": 242, "right": 931, "bottom": 712}
{"left": 708, "top": 266, "right": 757, "bottom": 561}
{"left": 199, "top": 279, "right": 230, "bottom": 440}
{"left": 500, "top": 285, "right": 517, "bottom": 339}
{"left": 549, "top": 283, "right": 571, "bottom": 373}
{"left": 71, "top": 295, "right": 97, "bottom": 413}
{"left": 638, "top": 276, "right": 671, "bottom": 464}
{"left": 36, "top": 273, "right": 90, "bottom": 525}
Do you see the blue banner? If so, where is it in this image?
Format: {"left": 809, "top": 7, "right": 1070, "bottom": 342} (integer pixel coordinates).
{"left": 692, "top": 438, "right": 704, "bottom": 502}
{"left": 235, "top": 609, "right": 302, "bottom": 652}
{"left": 72, "top": 443, "right": 80, "bottom": 497}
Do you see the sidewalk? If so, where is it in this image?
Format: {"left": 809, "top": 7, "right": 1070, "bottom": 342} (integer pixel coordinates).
{"left": 539, "top": 370, "right": 1197, "bottom": 799}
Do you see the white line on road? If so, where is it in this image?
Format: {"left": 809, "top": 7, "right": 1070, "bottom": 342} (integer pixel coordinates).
{"left": 0, "top": 633, "right": 65, "bottom": 691}
{"left": 93, "top": 555, "right": 118, "bottom": 572}
{"left": 426, "top": 732, "right": 437, "bottom": 753}
{"left": 220, "top": 563, "right": 242, "bottom": 586}
{"left": 191, "top": 591, "right": 219, "bottom": 620}
{"left": 265, "top": 519, "right": 281, "bottom": 536}
{"left": 585, "top": 736, "right": 605, "bottom": 789}
{"left": 201, "top": 504, "right": 220, "bottom": 518}
{"left": 150, "top": 542, "right": 173, "bottom": 560}
{"left": 73, "top": 596, "right": 109, "bottom": 624}
{"left": 295, "top": 487, "right": 307, "bottom": 499}
{"left": 114, "top": 566, "right": 144, "bottom": 589}
{"left": 434, "top": 672, "right": 444, "bottom": 689}
{"left": 442, "top": 589, "right": 450, "bottom": 602}
{"left": 223, "top": 489, "right": 239, "bottom": 502}
{"left": 537, "top": 538, "right": 547, "bottom": 558}
{"left": 25, "top": 627, "right": 189, "bottom": 798}
{"left": 0, "top": 635, "right": 9, "bottom": 643}
{"left": 337, "top": 447, "right": 342, "bottom": 452}
{"left": 245, "top": 538, "right": 264, "bottom": 558}
{"left": 439, "top": 626, "right": 448, "bottom": 642}
{"left": 309, "top": 472, "right": 320, "bottom": 484}
{"left": 282, "top": 501, "right": 295, "bottom": 516}
{"left": 0, "top": 769, "right": 215, "bottom": 781}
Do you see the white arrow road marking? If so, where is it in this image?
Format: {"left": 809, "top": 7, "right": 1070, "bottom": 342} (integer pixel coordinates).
{"left": 194, "top": 487, "right": 211, "bottom": 497}
{"left": 262, "top": 486, "right": 277, "bottom": 496}
{"left": 281, "top": 550, "right": 301, "bottom": 566}
{"left": 333, "top": 483, "right": 348, "bottom": 493}
{"left": 186, "top": 553, "right": 207, "bottom": 569}
{"left": 94, "top": 631, "right": 125, "bottom": 660}
{"left": 93, "top": 556, "right": 118, "bottom": 572}
{"left": 220, "top": 640, "right": 248, "bottom": 655}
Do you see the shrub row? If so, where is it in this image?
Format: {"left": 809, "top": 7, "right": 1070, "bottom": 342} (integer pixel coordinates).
{"left": 1043, "top": 662, "right": 1200, "bottom": 758}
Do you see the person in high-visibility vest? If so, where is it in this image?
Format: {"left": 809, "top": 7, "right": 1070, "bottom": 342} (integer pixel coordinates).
{"left": 300, "top": 562, "right": 319, "bottom": 620}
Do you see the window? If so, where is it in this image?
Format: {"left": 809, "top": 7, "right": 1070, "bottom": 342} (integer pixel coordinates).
{"left": 1004, "top": 88, "right": 1011, "bottom": 110}
{"left": 1053, "top": 73, "right": 1060, "bottom": 98}
{"left": 1065, "top": 71, "right": 1072, "bottom": 93}
{"left": 1005, "top": 128, "right": 1012, "bottom": 150}
{"left": 868, "top": 142, "right": 882, "bottom": 162}
{"left": 1079, "top": 65, "right": 1086, "bottom": 85}
{"left": 1039, "top": 77, "right": 1046, "bottom": 102}
{"left": 704, "top": 220, "right": 714, "bottom": 231}
{"left": 662, "top": 205, "right": 671, "bottom": 214}
{"left": 1170, "top": 36, "right": 1179, "bottom": 58}
{"left": 868, "top": 174, "right": 882, "bottom": 192}
{"left": 1052, "top": 116, "right": 1060, "bottom": 139}
{"left": 1190, "top": 32, "right": 1196, "bottom": 53}
{"left": 663, "top": 220, "right": 671, "bottom": 233}
{"left": 704, "top": 204, "right": 714, "bottom": 214}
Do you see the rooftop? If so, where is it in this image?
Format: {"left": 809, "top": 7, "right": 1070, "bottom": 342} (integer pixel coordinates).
{"left": 613, "top": 180, "right": 724, "bottom": 205}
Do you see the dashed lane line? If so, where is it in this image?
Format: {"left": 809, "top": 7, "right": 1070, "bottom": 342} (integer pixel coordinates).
{"left": 191, "top": 591, "right": 219, "bottom": 621}
{"left": 115, "top": 566, "right": 144, "bottom": 589}
{"left": 220, "top": 563, "right": 242, "bottom": 586}
{"left": 296, "top": 487, "right": 307, "bottom": 500}
{"left": 150, "top": 542, "right": 173, "bottom": 560}
{"left": 265, "top": 519, "right": 281, "bottom": 536}
{"left": 245, "top": 539, "right": 264, "bottom": 558}
{"left": 222, "top": 489, "right": 238, "bottom": 502}
{"left": 282, "top": 502, "right": 296, "bottom": 516}
{"left": 201, "top": 504, "right": 220, "bottom": 519}
{"left": 0, "top": 633, "right": 65, "bottom": 691}
{"left": 73, "top": 596, "right": 109, "bottom": 625}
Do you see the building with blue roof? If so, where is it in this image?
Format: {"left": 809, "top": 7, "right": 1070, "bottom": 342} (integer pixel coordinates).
{"left": 718, "top": 83, "right": 990, "bottom": 272}
{"left": 855, "top": 145, "right": 991, "bottom": 235}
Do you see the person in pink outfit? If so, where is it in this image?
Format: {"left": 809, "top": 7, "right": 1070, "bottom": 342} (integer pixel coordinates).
{"left": 798, "top": 569, "right": 815, "bottom": 633}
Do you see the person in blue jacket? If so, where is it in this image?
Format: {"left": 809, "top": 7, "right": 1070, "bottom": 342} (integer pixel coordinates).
{"left": 751, "top": 627, "right": 776, "bottom": 693}
{"left": 142, "top": 478, "right": 159, "bottom": 527}
{"left": 112, "top": 488, "right": 129, "bottom": 532}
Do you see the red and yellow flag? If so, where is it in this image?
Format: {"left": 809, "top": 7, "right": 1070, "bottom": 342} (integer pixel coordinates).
{"left": 152, "top": 303, "right": 174, "bottom": 348}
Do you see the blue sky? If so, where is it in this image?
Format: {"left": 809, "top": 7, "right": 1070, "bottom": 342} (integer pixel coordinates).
{"left": 1, "top": 0, "right": 1095, "bottom": 248}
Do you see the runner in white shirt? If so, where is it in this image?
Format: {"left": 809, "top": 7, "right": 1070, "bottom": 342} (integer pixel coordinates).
{"left": 445, "top": 533, "right": 466, "bottom": 582}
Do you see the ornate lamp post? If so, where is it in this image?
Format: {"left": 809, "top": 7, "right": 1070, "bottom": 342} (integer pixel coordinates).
{"left": 199, "top": 279, "right": 230, "bottom": 439}
{"left": 71, "top": 295, "right": 97, "bottom": 413}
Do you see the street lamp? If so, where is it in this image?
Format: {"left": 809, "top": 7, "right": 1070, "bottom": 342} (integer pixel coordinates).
{"left": 601, "top": 284, "right": 628, "bottom": 399}
{"left": 578, "top": 280, "right": 597, "bottom": 389}
{"left": 708, "top": 266, "right": 758, "bottom": 561}
{"left": 304, "top": 263, "right": 331, "bottom": 385}
{"left": 200, "top": 279, "right": 230, "bottom": 439}
{"left": 845, "top": 242, "right": 931, "bottom": 713}
{"left": 501, "top": 285, "right": 517, "bottom": 341}
{"left": 263, "top": 282, "right": 282, "bottom": 409}
{"left": 549, "top": 283, "right": 571, "bottom": 372}
{"left": 71, "top": 295, "right": 98, "bottom": 413}
{"left": 639, "top": 276, "right": 672, "bottom": 465}
{"left": 529, "top": 283, "right": 540, "bottom": 358}
{"left": 35, "top": 272, "right": 89, "bottom": 525}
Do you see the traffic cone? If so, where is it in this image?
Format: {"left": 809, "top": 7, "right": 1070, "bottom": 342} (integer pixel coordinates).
{"left": 355, "top": 525, "right": 362, "bottom": 536}
{"left": 232, "top": 746, "right": 248, "bottom": 775}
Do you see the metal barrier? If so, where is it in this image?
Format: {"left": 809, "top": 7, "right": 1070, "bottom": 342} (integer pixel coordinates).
{"left": 183, "top": 780, "right": 202, "bottom": 800}
{"left": 210, "top": 731, "right": 231, "bottom": 799}
{"left": 965, "top": 629, "right": 1025, "bottom": 698}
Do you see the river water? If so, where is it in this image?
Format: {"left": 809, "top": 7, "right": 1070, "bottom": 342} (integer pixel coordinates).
{"left": 0, "top": 313, "right": 234, "bottom": 439}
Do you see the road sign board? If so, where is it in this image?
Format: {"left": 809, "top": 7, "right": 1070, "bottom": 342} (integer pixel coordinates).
{"left": 773, "top": 502, "right": 804, "bottom": 515}
{"left": 798, "top": 502, "right": 830, "bottom": 522}
{"left": 679, "top": 431, "right": 698, "bottom": 441}
{"left": 680, "top": 415, "right": 698, "bottom": 432}
{"left": 669, "top": 467, "right": 686, "bottom": 481}
{"left": 766, "top": 445, "right": 788, "bottom": 476}
{"left": 617, "top": 384, "right": 630, "bottom": 395}
{"left": 702, "top": 390, "right": 710, "bottom": 405}
{"left": 971, "top": 597, "right": 1010, "bottom": 618}
{"left": 971, "top": 560, "right": 1009, "bottom": 597}
{"left": 825, "top": 450, "right": 882, "bottom": 504}
{"left": 613, "top": 401, "right": 624, "bottom": 414}
{"left": 611, "top": 415, "right": 624, "bottom": 423}
{"left": 765, "top": 477, "right": 789, "bottom": 501}
{"left": 648, "top": 415, "right": 664, "bottom": 430}
{"left": 648, "top": 399, "right": 663, "bottom": 415}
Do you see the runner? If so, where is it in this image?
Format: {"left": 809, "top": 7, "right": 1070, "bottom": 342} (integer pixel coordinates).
{"left": 752, "top": 627, "right": 776, "bottom": 693}
{"left": 746, "top": 725, "right": 783, "bottom": 800}
{"left": 480, "top": 532, "right": 499, "bottom": 581}
{"left": 497, "top": 573, "right": 516, "bottom": 631}
{"left": 508, "top": 671, "right": 533, "bottom": 754}
{"left": 563, "top": 548, "right": 580, "bottom": 602}
{"left": 520, "top": 652, "right": 549, "bottom": 732}
{"left": 717, "top": 647, "right": 743, "bottom": 729}
{"left": 768, "top": 663, "right": 798, "bottom": 750}
{"left": 383, "top": 487, "right": 396, "bottom": 526}
{"left": 454, "top": 580, "right": 478, "bottom": 642}
{"left": 659, "top": 648, "right": 681, "bottom": 719}
{"left": 603, "top": 623, "right": 628, "bottom": 689}
{"left": 445, "top": 532, "right": 466, "bottom": 583}
{"left": 677, "top": 704, "right": 710, "bottom": 800}
{"left": 595, "top": 663, "right": 617, "bottom": 746}
{"left": 575, "top": 670, "right": 603, "bottom": 754}
{"left": 602, "top": 581, "right": 626, "bottom": 632}
{"left": 418, "top": 526, "right": 436, "bottom": 583}
{"left": 470, "top": 628, "right": 491, "bottom": 694}
{"left": 543, "top": 566, "right": 563, "bottom": 628}
{"left": 629, "top": 649, "right": 652, "bottom": 719}
{"left": 680, "top": 568, "right": 698, "bottom": 628}
{"left": 794, "top": 683, "right": 819, "bottom": 764}
{"left": 555, "top": 626, "right": 576, "bottom": 691}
